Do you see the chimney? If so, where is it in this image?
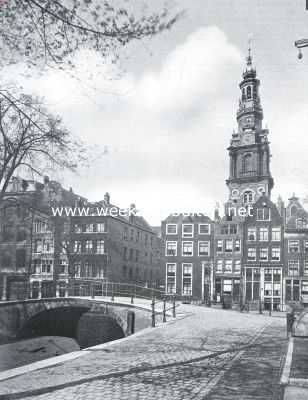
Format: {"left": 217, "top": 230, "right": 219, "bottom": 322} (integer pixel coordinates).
{"left": 129, "top": 203, "right": 136, "bottom": 223}
{"left": 104, "top": 192, "right": 110, "bottom": 205}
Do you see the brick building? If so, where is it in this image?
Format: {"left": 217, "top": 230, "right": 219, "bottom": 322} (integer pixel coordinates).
{"left": 162, "top": 214, "right": 213, "bottom": 299}
{"left": 243, "top": 196, "right": 284, "bottom": 310}
{"left": 284, "top": 195, "right": 308, "bottom": 306}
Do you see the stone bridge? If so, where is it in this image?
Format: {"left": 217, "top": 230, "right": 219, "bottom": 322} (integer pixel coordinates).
{"left": 0, "top": 297, "right": 162, "bottom": 348}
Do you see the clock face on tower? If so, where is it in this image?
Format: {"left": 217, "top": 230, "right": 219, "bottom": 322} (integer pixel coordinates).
{"left": 243, "top": 133, "right": 254, "bottom": 145}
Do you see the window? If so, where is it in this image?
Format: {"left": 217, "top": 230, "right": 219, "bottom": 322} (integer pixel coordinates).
{"left": 74, "top": 262, "right": 81, "bottom": 278}
{"left": 304, "top": 260, "right": 308, "bottom": 275}
{"left": 247, "top": 248, "right": 256, "bottom": 261}
{"left": 264, "top": 283, "right": 272, "bottom": 296}
{"left": 223, "top": 279, "right": 232, "bottom": 294}
{"left": 259, "top": 227, "right": 269, "bottom": 241}
{"left": 217, "top": 240, "right": 223, "bottom": 252}
{"left": 296, "top": 218, "right": 308, "bottom": 229}
{"left": 224, "top": 260, "right": 232, "bottom": 273}
{"left": 166, "top": 264, "right": 176, "bottom": 294}
{"left": 145, "top": 234, "right": 148, "bottom": 245}
{"left": 182, "top": 224, "right": 194, "bottom": 238}
{"left": 234, "top": 260, "right": 241, "bottom": 274}
{"left": 302, "top": 280, "right": 308, "bottom": 296}
{"left": 272, "top": 227, "right": 281, "bottom": 241}
{"left": 135, "top": 250, "right": 139, "bottom": 262}
{"left": 129, "top": 248, "right": 133, "bottom": 261}
{"left": 96, "top": 240, "right": 105, "bottom": 254}
{"left": 216, "top": 260, "right": 223, "bottom": 273}
{"left": 248, "top": 227, "right": 256, "bottom": 241}
{"left": 247, "top": 85, "right": 252, "bottom": 99}
{"left": 136, "top": 231, "right": 140, "bottom": 243}
{"left": 257, "top": 208, "right": 270, "bottom": 221}
{"left": 230, "top": 225, "right": 237, "bottom": 234}
{"left": 242, "top": 155, "right": 252, "bottom": 174}
{"left": 243, "top": 190, "right": 253, "bottom": 203}
{"left": 35, "top": 239, "right": 42, "bottom": 253}
{"left": 96, "top": 223, "right": 105, "bottom": 232}
{"left": 34, "top": 221, "right": 47, "bottom": 233}
{"left": 220, "top": 225, "right": 228, "bottom": 235}
{"left": 59, "top": 260, "right": 67, "bottom": 275}
{"left": 130, "top": 229, "right": 135, "bottom": 241}
{"left": 235, "top": 239, "right": 241, "bottom": 252}
{"left": 43, "top": 238, "right": 53, "bottom": 253}
{"left": 272, "top": 247, "right": 280, "bottom": 261}
{"left": 74, "top": 224, "right": 82, "bottom": 233}
{"left": 182, "top": 263, "right": 192, "bottom": 296}
{"left": 199, "top": 224, "right": 210, "bottom": 234}
{"left": 225, "top": 240, "right": 233, "bottom": 253}
{"left": 166, "top": 224, "right": 177, "bottom": 235}
{"left": 74, "top": 241, "right": 81, "bottom": 253}
{"left": 305, "top": 241, "right": 308, "bottom": 254}
{"left": 85, "top": 224, "right": 94, "bottom": 233}
{"left": 260, "top": 248, "right": 268, "bottom": 261}
{"left": 16, "top": 249, "right": 26, "bottom": 269}
{"left": 124, "top": 227, "right": 128, "bottom": 240}
{"left": 198, "top": 241, "right": 210, "bottom": 256}
{"left": 85, "top": 240, "right": 93, "bottom": 253}
{"left": 41, "top": 259, "right": 52, "bottom": 274}
{"left": 166, "top": 241, "right": 177, "bottom": 256}
{"left": 288, "top": 240, "right": 299, "bottom": 253}
{"left": 288, "top": 260, "right": 299, "bottom": 276}
{"left": 286, "top": 279, "right": 300, "bottom": 301}
{"left": 182, "top": 241, "right": 193, "bottom": 256}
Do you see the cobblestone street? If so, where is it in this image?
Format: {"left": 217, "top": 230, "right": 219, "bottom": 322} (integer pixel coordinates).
{"left": 0, "top": 305, "right": 287, "bottom": 400}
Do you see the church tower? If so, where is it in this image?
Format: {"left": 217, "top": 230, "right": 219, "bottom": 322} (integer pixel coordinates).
{"left": 226, "top": 46, "right": 274, "bottom": 207}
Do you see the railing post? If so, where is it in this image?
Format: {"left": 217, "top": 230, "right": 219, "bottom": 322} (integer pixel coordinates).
{"left": 163, "top": 299, "right": 166, "bottom": 323}
{"left": 172, "top": 296, "right": 176, "bottom": 318}
{"left": 111, "top": 282, "right": 114, "bottom": 302}
{"left": 151, "top": 298, "right": 155, "bottom": 327}
{"left": 259, "top": 298, "right": 263, "bottom": 314}
{"left": 90, "top": 282, "right": 94, "bottom": 299}
{"left": 269, "top": 299, "right": 272, "bottom": 317}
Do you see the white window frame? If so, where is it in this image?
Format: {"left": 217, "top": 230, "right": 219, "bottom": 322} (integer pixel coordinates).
{"left": 198, "top": 241, "right": 210, "bottom": 256}
{"left": 256, "top": 208, "right": 271, "bottom": 221}
{"left": 247, "top": 247, "right": 256, "bottom": 261}
{"left": 271, "top": 247, "right": 280, "bottom": 261}
{"left": 165, "top": 241, "right": 177, "bottom": 256}
{"left": 166, "top": 224, "right": 178, "bottom": 235}
{"left": 224, "top": 260, "right": 232, "bottom": 273}
{"left": 260, "top": 247, "right": 268, "bottom": 261}
{"left": 182, "top": 263, "right": 193, "bottom": 296}
{"left": 96, "top": 240, "right": 105, "bottom": 254}
{"left": 217, "top": 239, "right": 223, "bottom": 253}
{"left": 247, "top": 227, "right": 256, "bottom": 241}
{"left": 166, "top": 263, "right": 176, "bottom": 294}
{"left": 198, "top": 224, "right": 210, "bottom": 235}
{"left": 182, "top": 224, "right": 194, "bottom": 238}
{"left": 216, "top": 259, "right": 223, "bottom": 273}
{"left": 288, "top": 240, "right": 299, "bottom": 254}
{"left": 182, "top": 241, "right": 193, "bottom": 257}
{"left": 304, "top": 260, "right": 308, "bottom": 275}
{"left": 271, "top": 227, "right": 281, "bottom": 241}
{"left": 259, "top": 227, "right": 269, "bottom": 242}
{"left": 235, "top": 239, "right": 241, "bottom": 252}
{"left": 288, "top": 260, "right": 299, "bottom": 276}
{"left": 234, "top": 260, "right": 241, "bottom": 274}
{"left": 225, "top": 239, "right": 233, "bottom": 253}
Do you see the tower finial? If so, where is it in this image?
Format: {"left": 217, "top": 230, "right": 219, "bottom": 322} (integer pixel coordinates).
{"left": 246, "top": 34, "right": 253, "bottom": 70}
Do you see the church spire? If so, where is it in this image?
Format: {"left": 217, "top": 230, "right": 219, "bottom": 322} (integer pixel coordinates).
{"left": 246, "top": 37, "right": 253, "bottom": 70}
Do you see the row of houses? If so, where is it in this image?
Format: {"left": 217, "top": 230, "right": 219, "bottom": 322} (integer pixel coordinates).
{"left": 162, "top": 195, "right": 308, "bottom": 310}
{"left": 0, "top": 176, "right": 162, "bottom": 300}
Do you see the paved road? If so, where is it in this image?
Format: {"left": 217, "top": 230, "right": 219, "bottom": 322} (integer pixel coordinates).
{"left": 0, "top": 305, "right": 287, "bottom": 400}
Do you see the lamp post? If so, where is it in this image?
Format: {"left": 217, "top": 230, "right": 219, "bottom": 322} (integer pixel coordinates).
{"left": 295, "top": 39, "right": 308, "bottom": 59}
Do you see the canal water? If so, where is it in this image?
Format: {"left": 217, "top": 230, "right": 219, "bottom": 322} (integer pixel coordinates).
{"left": 0, "top": 336, "right": 80, "bottom": 372}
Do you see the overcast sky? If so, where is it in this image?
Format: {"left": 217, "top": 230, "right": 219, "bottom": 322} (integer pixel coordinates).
{"left": 6, "top": 0, "right": 308, "bottom": 224}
